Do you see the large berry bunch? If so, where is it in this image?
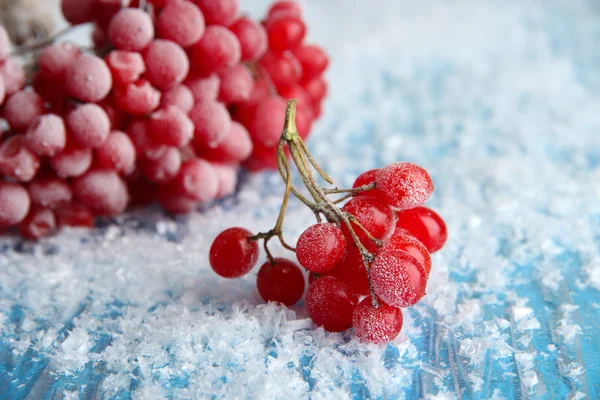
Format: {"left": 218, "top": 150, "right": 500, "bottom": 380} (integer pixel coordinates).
{"left": 210, "top": 101, "right": 448, "bottom": 344}
{"left": 0, "top": 0, "right": 328, "bottom": 239}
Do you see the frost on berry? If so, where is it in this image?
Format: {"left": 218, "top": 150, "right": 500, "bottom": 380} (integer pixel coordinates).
{"left": 353, "top": 297, "right": 403, "bottom": 344}
{"left": 370, "top": 250, "right": 428, "bottom": 308}
{"left": 0, "top": 182, "right": 31, "bottom": 228}
{"left": 296, "top": 223, "right": 347, "bottom": 273}
{"left": 383, "top": 232, "right": 432, "bottom": 275}
{"left": 376, "top": 162, "right": 434, "bottom": 209}
{"left": 305, "top": 276, "right": 358, "bottom": 332}
{"left": 256, "top": 258, "right": 305, "bottom": 306}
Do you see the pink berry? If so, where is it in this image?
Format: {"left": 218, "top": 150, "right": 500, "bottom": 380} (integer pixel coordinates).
{"left": 56, "top": 203, "right": 94, "bottom": 228}
{"left": 256, "top": 258, "right": 305, "bottom": 306}
{"left": 61, "top": 0, "right": 95, "bottom": 24}
{"left": 141, "top": 147, "right": 181, "bottom": 184}
{"left": 38, "top": 42, "right": 81, "bottom": 82}
{"left": 353, "top": 297, "right": 403, "bottom": 344}
{"left": 0, "top": 182, "right": 31, "bottom": 228}
{"left": 0, "top": 135, "right": 40, "bottom": 182}
{"left": 149, "top": 106, "right": 194, "bottom": 148}
{"left": 64, "top": 54, "right": 112, "bottom": 102}
{"left": 370, "top": 250, "right": 427, "bottom": 308}
{"left": 195, "top": 121, "right": 252, "bottom": 163}
{"left": 113, "top": 79, "right": 161, "bottom": 115}
{"left": 159, "top": 85, "right": 194, "bottom": 113}
{"left": 265, "top": 15, "right": 306, "bottom": 53}
{"left": 305, "top": 276, "right": 358, "bottom": 332}
{"left": 98, "top": 98, "right": 126, "bottom": 130}
{"left": 189, "top": 26, "right": 241, "bottom": 76}
{"left": 72, "top": 169, "right": 129, "bottom": 216}
{"left": 376, "top": 162, "right": 434, "bottom": 209}
{"left": 383, "top": 232, "right": 432, "bottom": 275}
{"left": 0, "top": 59, "right": 26, "bottom": 95}
{"left": 50, "top": 146, "right": 93, "bottom": 178}
{"left": 188, "top": 101, "right": 232, "bottom": 148}
{"left": 96, "top": 131, "right": 137, "bottom": 175}
{"left": 293, "top": 44, "right": 329, "bottom": 79}
{"left": 28, "top": 176, "right": 72, "bottom": 209}
{"left": 229, "top": 17, "right": 267, "bottom": 61}
{"left": 126, "top": 119, "right": 167, "bottom": 159}
{"left": 3, "top": 91, "right": 46, "bottom": 132}
{"left": 259, "top": 51, "right": 302, "bottom": 91}
{"left": 210, "top": 227, "right": 259, "bottom": 278}
{"left": 195, "top": 0, "right": 239, "bottom": 26}
{"left": 395, "top": 207, "right": 447, "bottom": 253}
{"left": 24, "top": 114, "right": 67, "bottom": 156}
{"left": 108, "top": 8, "right": 154, "bottom": 51}
{"left": 247, "top": 96, "right": 287, "bottom": 147}
{"left": 157, "top": 183, "right": 198, "bottom": 214}
{"left": 217, "top": 65, "right": 254, "bottom": 104}
{"left": 184, "top": 74, "right": 220, "bottom": 103}
{"left": 106, "top": 50, "right": 146, "bottom": 85}
{"left": 66, "top": 104, "right": 111, "bottom": 148}
{"left": 212, "top": 163, "right": 238, "bottom": 197}
{"left": 267, "top": 1, "right": 302, "bottom": 19}
{"left": 157, "top": 0, "right": 205, "bottom": 47}
{"left": 143, "top": 40, "right": 189, "bottom": 90}
{"left": 172, "top": 159, "right": 218, "bottom": 202}
{"left": 296, "top": 223, "right": 347, "bottom": 273}
{"left": 19, "top": 206, "right": 57, "bottom": 240}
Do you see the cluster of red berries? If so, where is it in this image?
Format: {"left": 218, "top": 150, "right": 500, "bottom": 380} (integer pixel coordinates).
{"left": 0, "top": 0, "right": 328, "bottom": 239}
{"left": 210, "top": 162, "right": 447, "bottom": 344}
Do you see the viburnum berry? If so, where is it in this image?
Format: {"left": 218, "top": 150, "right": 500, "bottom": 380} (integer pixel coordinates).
{"left": 55, "top": 203, "right": 94, "bottom": 228}
{"left": 352, "top": 169, "right": 386, "bottom": 199}
{"left": 64, "top": 54, "right": 112, "bottom": 102}
{"left": 341, "top": 196, "right": 396, "bottom": 247}
{"left": 19, "top": 206, "right": 57, "bottom": 240}
{"left": 72, "top": 169, "right": 129, "bottom": 216}
{"left": 370, "top": 250, "right": 428, "bottom": 308}
{"left": 329, "top": 245, "right": 370, "bottom": 296}
{"left": 395, "top": 207, "right": 448, "bottom": 253}
{"left": 229, "top": 17, "right": 268, "bottom": 62}
{"left": 210, "top": 227, "right": 259, "bottom": 278}
{"left": 156, "top": 0, "right": 205, "bottom": 48}
{"left": 0, "top": 182, "right": 31, "bottom": 228}
{"left": 3, "top": 90, "right": 46, "bottom": 132}
{"left": 376, "top": 162, "right": 434, "bottom": 209}
{"left": 296, "top": 223, "right": 347, "bottom": 273}
{"left": 265, "top": 15, "right": 306, "bottom": 53}
{"left": 107, "top": 8, "right": 154, "bottom": 51}
{"left": 28, "top": 176, "right": 72, "bottom": 209}
{"left": 353, "top": 297, "right": 403, "bottom": 344}
{"left": 383, "top": 231, "right": 432, "bottom": 275}
{"left": 305, "top": 276, "right": 358, "bottom": 332}
{"left": 66, "top": 103, "right": 111, "bottom": 148}
{"left": 267, "top": 1, "right": 303, "bottom": 20}
{"left": 0, "top": 135, "right": 41, "bottom": 182}
{"left": 256, "top": 258, "right": 305, "bottom": 306}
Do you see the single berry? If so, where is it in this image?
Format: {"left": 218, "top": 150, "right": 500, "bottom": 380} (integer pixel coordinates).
{"left": 149, "top": 106, "right": 194, "bottom": 148}
{"left": 265, "top": 15, "right": 306, "bottom": 53}
{"left": 19, "top": 207, "right": 57, "bottom": 240}
{"left": 0, "top": 182, "right": 31, "bottom": 228}
{"left": 72, "top": 169, "right": 129, "bottom": 216}
{"left": 188, "top": 26, "right": 241, "bottom": 76}
{"left": 50, "top": 146, "right": 93, "bottom": 178}
{"left": 25, "top": 114, "right": 67, "bottom": 157}
{"left": 296, "top": 223, "right": 347, "bottom": 273}
{"left": 341, "top": 196, "right": 396, "bottom": 246}
{"left": 212, "top": 163, "right": 238, "bottom": 198}
{"left": 64, "top": 54, "right": 112, "bottom": 102}
{"left": 3, "top": 90, "right": 45, "bottom": 132}
{"left": 217, "top": 65, "right": 254, "bottom": 104}
{"left": 66, "top": 103, "right": 111, "bottom": 148}
{"left": 376, "top": 162, "right": 434, "bottom": 209}
{"left": 157, "top": 0, "right": 205, "bottom": 47}
{"left": 305, "top": 276, "right": 358, "bottom": 332}
{"left": 293, "top": 44, "right": 329, "bottom": 79}
{"left": 383, "top": 232, "right": 432, "bottom": 275}
{"left": 160, "top": 85, "right": 195, "bottom": 113}
{"left": 188, "top": 101, "right": 232, "bottom": 147}
{"left": 28, "top": 176, "right": 72, "bottom": 209}
{"left": 256, "top": 258, "right": 305, "bottom": 306}
{"left": 113, "top": 79, "right": 161, "bottom": 115}
{"left": 229, "top": 17, "right": 268, "bottom": 61}
{"left": 96, "top": 131, "right": 137, "bottom": 175}
{"left": 370, "top": 250, "right": 427, "bottom": 308}
{"left": 195, "top": 121, "right": 252, "bottom": 164}
{"left": 157, "top": 183, "right": 199, "bottom": 214}
{"left": 0, "top": 135, "right": 41, "bottom": 182}
{"left": 329, "top": 245, "right": 370, "bottom": 296}
{"left": 395, "top": 207, "right": 447, "bottom": 253}
{"left": 108, "top": 8, "right": 154, "bottom": 51}
{"left": 210, "top": 227, "right": 259, "bottom": 278}
{"left": 267, "top": 1, "right": 302, "bottom": 19}
{"left": 106, "top": 50, "right": 146, "bottom": 85}
{"left": 143, "top": 39, "right": 189, "bottom": 90}
{"left": 352, "top": 169, "right": 386, "bottom": 198}
{"left": 184, "top": 74, "right": 221, "bottom": 103}
{"left": 259, "top": 51, "right": 302, "bottom": 91}
{"left": 141, "top": 147, "right": 182, "bottom": 184}
{"left": 195, "top": 0, "right": 239, "bottom": 26}
{"left": 353, "top": 297, "right": 403, "bottom": 344}
{"left": 172, "top": 159, "right": 219, "bottom": 202}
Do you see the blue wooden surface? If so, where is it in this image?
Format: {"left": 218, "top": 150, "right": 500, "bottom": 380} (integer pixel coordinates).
{"left": 2, "top": 1, "right": 600, "bottom": 399}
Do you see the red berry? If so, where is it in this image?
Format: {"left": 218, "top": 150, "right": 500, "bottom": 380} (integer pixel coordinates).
{"left": 157, "top": 183, "right": 198, "bottom": 214}
{"left": 108, "top": 8, "right": 154, "bottom": 51}
{"left": 241, "top": 142, "right": 280, "bottom": 172}
{"left": 172, "top": 159, "right": 218, "bottom": 202}
{"left": 141, "top": 147, "right": 181, "bottom": 184}
{"left": 383, "top": 232, "right": 432, "bottom": 275}
{"left": 256, "top": 258, "right": 305, "bottom": 306}
{"left": 212, "top": 163, "right": 238, "bottom": 197}
{"left": 395, "top": 207, "right": 447, "bottom": 253}
{"left": 370, "top": 250, "right": 427, "bottom": 308}
{"left": 3, "top": 91, "right": 45, "bottom": 132}
{"left": 296, "top": 223, "right": 347, "bottom": 273}
{"left": 157, "top": 0, "right": 205, "bottom": 47}
{"left": 293, "top": 44, "right": 329, "bottom": 80}
{"left": 106, "top": 50, "right": 146, "bottom": 85}
{"left": 195, "top": 0, "right": 239, "bottom": 26}
{"left": 25, "top": 114, "right": 67, "bottom": 157}
{"left": 72, "top": 169, "right": 129, "bottom": 216}
{"left": 376, "top": 162, "right": 434, "bottom": 209}
{"left": 210, "top": 227, "right": 259, "bottom": 278}
{"left": 61, "top": 0, "right": 95, "bottom": 24}
{"left": 98, "top": 98, "right": 126, "bottom": 130}
{"left": 96, "top": 131, "right": 137, "bottom": 175}
{"left": 56, "top": 203, "right": 94, "bottom": 228}
{"left": 341, "top": 196, "right": 395, "bottom": 245}
{"left": 189, "top": 26, "right": 241, "bottom": 76}
{"left": 113, "top": 79, "right": 161, "bottom": 115}
{"left": 0, "top": 59, "right": 26, "bottom": 95}
{"left": 28, "top": 176, "right": 72, "bottom": 209}
{"left": 0, "top": 25, "right": 8, "bottom": 63}
{"left": 64, "top": 54, "right": 112, "bottom": 102}
{"left": 0, "top": 182, "right": 30, "bottom": 228}
{"left": 195, "top": 121, "right": 252, "bottom": 164}
{"left": 265, "top": 15, "right": 306, "bottom": 53}
{"left": 229, "top": 17, "right": 267, "bottom": 62}
{"left": 0, "top": 76, "right": 5, "bottom": 105}
{"left": 259, "top": 51, "right": 302, "bottom": 91}
{"left": 66, "top": 104, "right": 111, "bottom": 148}
{"left": 143, "top": 39, "right": 189, "bottom": 90}
{"left": 267, "top": 1, "right": 302, "bottom": 19}
{"left": 184, "top": 74, "right": 221, "bottom": 103}
{"left": 50, "top": 145, "right": 93, "bottom": 178}
{"left": 19, "top": 206, "right": 56, "bottom": 240}
{"left": 329, "top": 245, "right": 370, "bottom": 296}
{"left": 149, "top": 106, "right": 194, "bottom": 147}
{"left": 217, "top": 65, "right": 254, "bottom": 104}
{"left": 188, "top": 101, "right": 232, "bottom": 147}
{"left": 38, "top": 42, "right": 82, "bottom": 82}
{"left": 352, "top": 169, "right": 386, "bottom": 198}
{"left": 0, "top": 135, "right": 40, "bottom": 182}
{"left": 305, "top": 276, "right": 358, "bottom": 332}
{"left": 353, "top": 297, "right": 403, "bottom": 344}
{"left": 247, "top": 96, "right": 287, "bottom": 147}
{"left": 302, "top": 76, "right": 327, "bottom": 104}
{"left": 160, "top": 85, "right": 194, "bottom": 113}
{"left": 126, "top": 119, "right": 167, "bottom": 159}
